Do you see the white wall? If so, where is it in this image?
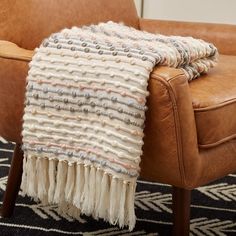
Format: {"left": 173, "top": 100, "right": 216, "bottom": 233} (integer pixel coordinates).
{"left": 140, "top": 0, "right": 236, "bottom": 24}
{"left": 134, "top": 0, "right": 142, "bottom": 16}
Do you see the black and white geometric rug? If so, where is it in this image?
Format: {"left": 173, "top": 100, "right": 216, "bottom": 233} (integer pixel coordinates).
{"left": 0, "top": 138, "right": 235, "bottom": 236}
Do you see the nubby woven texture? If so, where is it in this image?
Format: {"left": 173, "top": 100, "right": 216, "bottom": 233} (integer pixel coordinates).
{"left": 21, "top": 22, "right": 218, "bottom": 230}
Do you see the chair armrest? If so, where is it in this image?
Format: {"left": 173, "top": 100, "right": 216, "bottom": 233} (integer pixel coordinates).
{"left": 139, "top": 18, "right": 236, "bottom": 56}
{"left": 141, "top": 66, "right": 200, "bottom": 189}
{"left": 0, "top": 40, "right": 34, "bottom": 62}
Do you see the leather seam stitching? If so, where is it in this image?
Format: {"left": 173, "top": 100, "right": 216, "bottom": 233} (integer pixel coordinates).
{"left": 198, "top": 133, "right": 236, "bottom": 148}
{"left": 194, "top": 98, "right": 236, "bottom": 112}
{"left": 150, "top": 74, "right": 186, "bottom": 186}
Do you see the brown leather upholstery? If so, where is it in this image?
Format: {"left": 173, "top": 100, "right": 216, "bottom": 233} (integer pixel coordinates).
{"left": 190, "top": 55, "right": 236, "bottom": 148}
{"left": 140, "top": 67, "right": 200, "bottom": 188}
{"left": 0, "top": 59, "right": 28, "bottom": 142}
{"left": 139, "top": 19, "right": 236, "bottom": 56}
{"left": 139, "top": 19, "right": 236, "bottom": 189}
{"left": 140, "top": 65, "right": 236, "bottom": 189}
{"left": 0, "top": 1, "right": 236, "bottom": 191}
{"left": 0, "top": 0, "right": 139, "bottom": 49}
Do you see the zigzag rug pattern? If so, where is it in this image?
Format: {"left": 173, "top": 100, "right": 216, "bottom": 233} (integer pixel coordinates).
{"left": 0, "top": 138, "right": 235, "bottom": 235}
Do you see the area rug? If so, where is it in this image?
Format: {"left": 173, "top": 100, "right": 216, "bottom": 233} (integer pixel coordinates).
{"left": 0, "top": 138, "right": 235, "bottom": 236}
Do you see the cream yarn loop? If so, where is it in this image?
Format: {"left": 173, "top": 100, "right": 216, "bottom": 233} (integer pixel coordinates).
{"left": 21, "top": 21, "right": 218, "bottom": 231}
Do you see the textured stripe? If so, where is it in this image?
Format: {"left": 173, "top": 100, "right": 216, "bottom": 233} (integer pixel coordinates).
{"left": 21, "top": 21, "right": 218, "bottom": 230}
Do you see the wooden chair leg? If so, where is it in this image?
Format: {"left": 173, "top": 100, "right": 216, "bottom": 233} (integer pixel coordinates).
{"left": 172, "top": 186, "right": 191, "bottom": 236}
{"left": 0, "top": 143, "right": 24, "bottom": 218}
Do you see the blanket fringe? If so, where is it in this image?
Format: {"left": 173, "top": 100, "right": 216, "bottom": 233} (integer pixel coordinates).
{"left": 21, "top": 155, "right": 136, "bottom": 231}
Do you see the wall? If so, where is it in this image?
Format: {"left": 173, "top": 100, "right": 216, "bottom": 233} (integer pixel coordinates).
{"left": 135, "top": 0, "right": 236, "bottom": 24}
{"left": 134, "top": 0, "right": 142, "bottom": 16}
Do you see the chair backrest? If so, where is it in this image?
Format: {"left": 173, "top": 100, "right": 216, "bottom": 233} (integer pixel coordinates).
{"left": 0, "top": 0, "right": 138, "bottom": 143}
{"left": 0, "top": 0, "right": 138, "bottom": 49}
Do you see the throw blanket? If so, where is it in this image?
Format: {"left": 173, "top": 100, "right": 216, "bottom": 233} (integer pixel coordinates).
{"left": 21, "top": 21, "right": 218, "bottom": 230}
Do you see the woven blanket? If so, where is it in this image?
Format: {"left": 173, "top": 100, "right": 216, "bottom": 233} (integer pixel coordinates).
{"left": 21, "top": 21, "right": 218, "bottom": 230}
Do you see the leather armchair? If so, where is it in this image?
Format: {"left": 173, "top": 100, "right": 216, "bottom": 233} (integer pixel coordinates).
{"left": 0, "top": 1, "right": 235, "bottom": 235}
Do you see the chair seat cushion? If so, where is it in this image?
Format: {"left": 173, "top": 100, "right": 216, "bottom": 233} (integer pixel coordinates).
{"left": 189, "top": 55, "right": 236, "bottom": 148}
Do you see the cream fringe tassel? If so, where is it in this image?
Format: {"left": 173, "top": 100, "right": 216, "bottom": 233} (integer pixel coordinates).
{"left": 21, "top": 155, "right": 136, "bottom": 231}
